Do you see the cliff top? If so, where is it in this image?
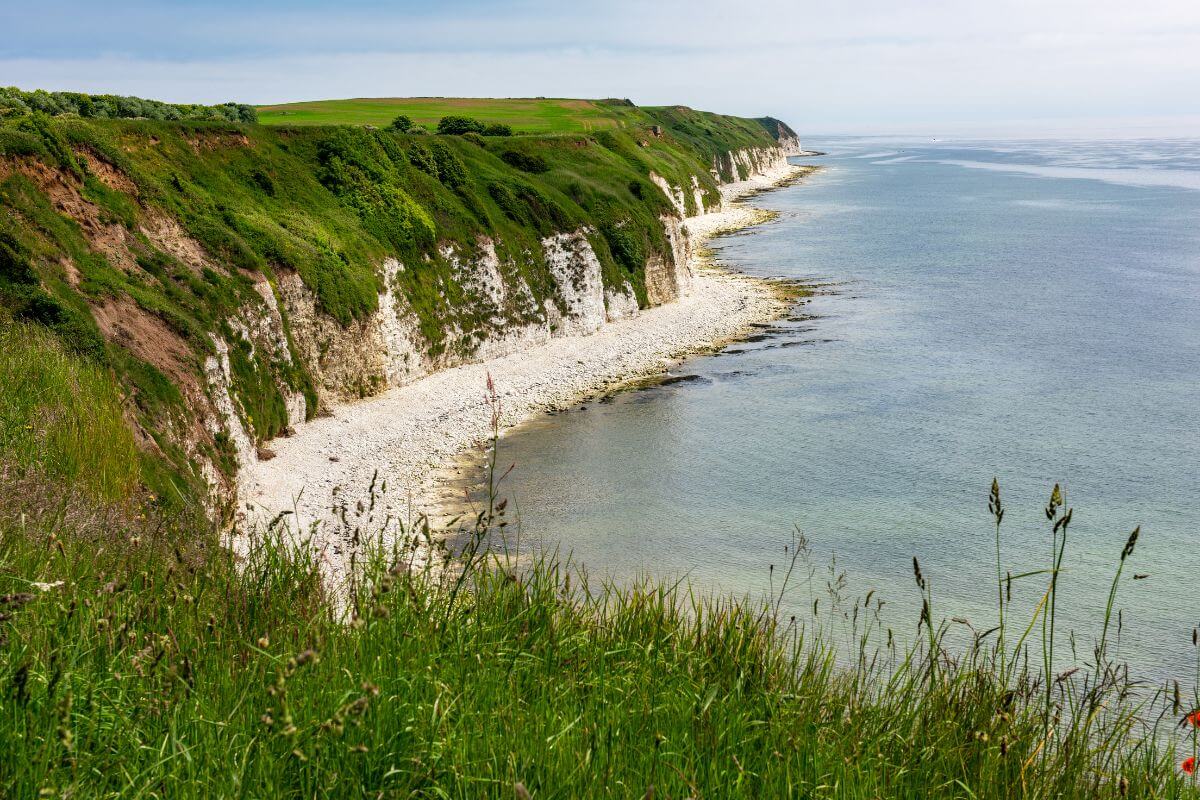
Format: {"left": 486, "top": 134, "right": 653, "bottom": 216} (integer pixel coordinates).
{"left": 256, "top": 96, "right": 790, "bottom": 150}
{"left": 257, "top": 97, "right": 627, "bottom": 133}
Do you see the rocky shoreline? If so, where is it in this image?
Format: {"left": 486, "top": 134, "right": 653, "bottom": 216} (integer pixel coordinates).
{"left": 236, "top": 162, "right": 815, "bottom": 576}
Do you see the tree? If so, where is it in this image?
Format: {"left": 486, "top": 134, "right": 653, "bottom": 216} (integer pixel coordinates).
{"left": 0, "top": 88, "right": 254, "bottom": 123}
{"left": 436, "top": 115, "right": 484, "bottom": 135}
{"left": 389, "top": 114, "right": 414, "bottom": 133}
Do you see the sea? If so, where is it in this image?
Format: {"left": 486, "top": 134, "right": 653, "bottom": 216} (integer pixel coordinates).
{"left": 476, "top": 137, "right": 1200, "bottom": 686}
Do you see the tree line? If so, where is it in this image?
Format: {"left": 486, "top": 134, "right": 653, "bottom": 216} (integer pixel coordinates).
{"left": 0, "top": 87, "right": 257, "bottom": 124}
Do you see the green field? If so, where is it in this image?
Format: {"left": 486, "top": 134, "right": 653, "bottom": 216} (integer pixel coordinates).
{"left": 256, "top": 97, "right": 633, "bottom": 132}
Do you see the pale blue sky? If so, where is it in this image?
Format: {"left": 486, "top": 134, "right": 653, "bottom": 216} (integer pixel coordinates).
{"left": 3, "top": 0, "right": 1199, "bottom": 135}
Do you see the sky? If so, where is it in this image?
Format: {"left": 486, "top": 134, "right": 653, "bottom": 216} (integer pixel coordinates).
{"left": 3, "top": 0, "right": 1200, "bottom": 136}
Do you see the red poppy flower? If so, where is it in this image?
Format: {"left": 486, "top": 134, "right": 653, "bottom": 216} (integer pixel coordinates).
{"left": 1189, "top": 710, "right": 1200, "bottom": 727}
{"left": 1184, "top": 756, "right": 1196, "bottom": 776}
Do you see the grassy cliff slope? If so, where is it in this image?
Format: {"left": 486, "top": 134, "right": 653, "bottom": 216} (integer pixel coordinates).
{"left": 0, "top": 101, "right": 794, "bottom": 517}
{"left": 0, "top": 453, "right": 1190, "bottom": 798}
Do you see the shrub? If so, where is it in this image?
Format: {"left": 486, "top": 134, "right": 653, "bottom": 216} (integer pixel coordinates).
{"left": 249, "top": 168, "right": 276, "bottom": 196}
{"left": 24, "top": 89, "right": 62, "bottom": 115}
{"left": 316, "top": 127, "right": 392, "bottom": 187}
{"left": 482, "top": 123, "right": 513, "bottom": 137}
{"left": 0, "top": 87, "right": 31, "bottom": 117}
{"left": 13, "top": 288, "right": 69, "bottom": 326}
{"left": 430, "top": 141, "right": 467, "bottom": 188}
{"left": 486, "top": 181, "right": 572, "bottom": 235}
{"left": 462, "top": 131, "right": 487, "bottom": 148}
{"left": 487, "top": 181, "right": 522, "bottom": 221}
{"left": 0, "top": 229, "right": 37, "bottom": 285}
{"left": 436, "top": 115, "right": 485, "bottom": 135}
{"left": 601, "top": 221, "right": 646, "bottom": 273}
{"left": 317, "top": 138, "right": 436, "bottom": 272}
{"left": 388, "top": 114, "right": 414, "bottom": 133}
{"left": 407, "top": 142, "right": 438, "bottom": 177}
{"left": 0, "top": 125, "right": 45, "bottom": 156}
{"left": 501, "top": 149, "right": 549, "bottom": 174}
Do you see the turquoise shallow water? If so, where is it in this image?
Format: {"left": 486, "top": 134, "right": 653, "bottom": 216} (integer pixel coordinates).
{"left": 483, "top": 138, "right": 1200, "bottom": 684}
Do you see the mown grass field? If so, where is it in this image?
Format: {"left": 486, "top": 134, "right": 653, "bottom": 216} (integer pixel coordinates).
{"left": 256, "top": 97, "right": 631, "bottom": 132}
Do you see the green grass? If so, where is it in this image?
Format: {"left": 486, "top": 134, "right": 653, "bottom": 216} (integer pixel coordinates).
{"left": 0, "top": 319, "right": 140, "bottom": 504}
{"left": 0, "top": 409, "right": 1196, "bottom": 797}
{"left": 254, "top": 98, "right": 797, "bottom": 165}
{"left": 257, "top": 97, "right": 631, "bottom": 133}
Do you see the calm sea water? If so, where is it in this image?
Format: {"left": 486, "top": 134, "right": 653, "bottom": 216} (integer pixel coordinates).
{"left": 483, "top": 138, "right": 1200, "bottom": 683}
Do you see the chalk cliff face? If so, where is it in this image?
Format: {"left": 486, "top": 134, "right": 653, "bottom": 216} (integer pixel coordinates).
{"left": 644, "top": 216, "right": 693, "bottom": 306}
{"left": 542, "top": 230, "right": 608, "bottom": 336}
{"left": 278, "top": 258, "right": 427, "bottom": 405}
{"left": 777, "top": 134, "right": 804, "bottom": 156}
{"left": 711, "top": 144, "right": 793, "bottom": 185}
{"left": 754, "top": 116, "right": 804, "bottom": 157}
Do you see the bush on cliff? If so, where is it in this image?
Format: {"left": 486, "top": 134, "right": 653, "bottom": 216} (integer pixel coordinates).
{"left": 406, "top": 140, "right": 439, "bottom": 176}
{"left": 436, "top": 114, "right": 486, "bottom": 135}
{"left": 388, "top": 113, "right": 414, "bottom": 132}
{"left": 501, "top": 148, "right": 550, "bottom": 173}
{"left": 429, "top": 140, "right": 468, "bottom": 188}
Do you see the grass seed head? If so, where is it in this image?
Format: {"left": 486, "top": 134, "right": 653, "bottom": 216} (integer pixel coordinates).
{"left": 1120, "top": 527, "right": 1140, "bottom": 561}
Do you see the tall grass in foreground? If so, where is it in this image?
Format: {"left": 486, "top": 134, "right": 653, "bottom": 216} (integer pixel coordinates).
{"left": 0, "top": 486, "right": 1196, "bottom": 798}
{"left": 0, "top": 384, "right": 1197, "bottom": 797}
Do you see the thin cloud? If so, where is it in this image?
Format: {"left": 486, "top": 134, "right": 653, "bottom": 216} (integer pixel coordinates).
{"left": 4, "top": 0, "right": 1199, "bottom": 134}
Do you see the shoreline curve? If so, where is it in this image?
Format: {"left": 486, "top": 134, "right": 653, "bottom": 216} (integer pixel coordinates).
{"left": 236, "top": 162, "right": 817, "bottom": 574}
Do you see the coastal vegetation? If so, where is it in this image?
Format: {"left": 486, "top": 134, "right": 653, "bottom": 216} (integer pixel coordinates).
{"left": 254, "top": 96, "right": 798, "bottom": 149}
{"left": 0, "top": 95, "right": 793, "bottom": 516}
{"left": 0, "top": 380, "right": 1196, "bottom": 796}
{"left": 434, "top": 115, "right": 513, "bottom": 136}
{"left": 0, "top": 87, "right": 257, "bottom": 124}
{"left": 2, "top": 91, "right": 1190, "bottom": 797}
